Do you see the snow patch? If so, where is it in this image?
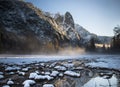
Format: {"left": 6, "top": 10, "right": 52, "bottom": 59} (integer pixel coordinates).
{"left": 5, "top": 66, "right": 21, "bottom": 71}
{"left": 17, "top": 71, "right": 25, "bottom": 76}
{"left": 22, "top": 67, "right": 29, "bottom": 72}
{"left": 35, "top": 75, "right": 53, "bottom": 80}
{"left": 29, "top": 72, "right": 38, "bottom": 79}
{"left": 43, "top": 84, "right": 54, "bottom": 87}
{"left": 63, "top": 63, "right": 74, "bottom": 68}
{"left": 50, "top": 71, "right": 59, "bottom": 77}
{"left": 64, "top": 71, "right": 80, "bottom": 77}
{"left": 0, "top": 72, "right": 3, "bottom": 75}
{"left": 7, "top": 79, "right": 14, "bottom": 85}
{"left": 23, "top": 80, "right": 35, "bottom": 87}
{"left": 2, "top": 85, "right": 10, "bottom": 87}
{"left": 54, "top": 66, "right": 66, "bottom": 71}
{"left": 0, "top": 75, "right": 4, "bottom": 79}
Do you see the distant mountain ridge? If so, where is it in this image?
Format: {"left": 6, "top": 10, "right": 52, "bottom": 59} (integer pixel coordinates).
{"left": 0, "top": 0, "right": 111, "bottom": 53}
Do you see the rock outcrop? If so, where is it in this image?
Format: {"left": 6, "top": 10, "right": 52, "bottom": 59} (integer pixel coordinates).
{"left": 54, "top": 12, "right": 80, "bottom": 46}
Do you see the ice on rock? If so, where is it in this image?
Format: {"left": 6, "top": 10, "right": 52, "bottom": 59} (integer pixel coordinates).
{"left": 0, "top": 75, "right": 4, "bottom": 79}
{"left": 7, "top": 79, "right": 14, "bottom": 85}
{"left": 35, "top": 75, "right": 53, "bottom": 80}
{"left": 54, "top": 66, "right": 66, "bottom": 71}
{"left": 64, "top": 71, "right": 80, "bottom": 77}
{"left": 23, "top": 80, "right": 35, "bottom": 87}
{"left": 29, "top": 72, "right": 38, "bottom": 79}
{"left": 43, "top": 84, "right": 54, "bottom": 87}
{"left": 50, "top": 71, "right": 59, "bottom": 77}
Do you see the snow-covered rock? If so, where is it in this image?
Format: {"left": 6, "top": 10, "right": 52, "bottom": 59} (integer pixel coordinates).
{"left": 64, "top": 71, "right": 80, "bottom": 77}
{"left": 41, "top": 71, "right": 45, "bottom": 74}
{"left": 40, "top": 63, "right": 45, "bottom": 67}
{"left": 54, "top": 66, "right": 66, "bottom": 71}
{"left": 2, "top": 85, "right": 10, "bottom": 87}
{"left": 35, "top": 71, "right": 39, "bottom": 74}
{"left": 35, "top": 75, "right": 53, "bottom": 80}
{"left": 43, "top": 84, "right": 54, "bottom": 87}
{"left": 22, "top": 67, "right": 29, "bottom": 72}
{"left": 29, "top": 72, "right": 38, "bottom": 79}
{"left": 63, "top": 63, "right": 74, "bottom": 68}
{"left": 0, "top": 72, "right": 4, "bottom": 75}
{"left": 45, "top": 72, "right": 51, "bottom": 75}
{"left": 18, "top": 71, "right": 25, "bottom": 76}
{"left": 59, "top": 73, "right": 64, "bottom": 77}
{"left": 23, "top": 80, "right": 35, "bottom": 87}
{"left": 0, "top": 75, "right": 4, "bottom": 79}
{"left": 9, "top": 72, "right": 15, "bottom": 75}
{"left": 5, "top": 66, "right": 21, "bottom": 71}
{"left": 7, "top": 79, "right": 14, "bottom": 85}
{"left": 50, "top": 71, "right": 59, "bottom": 77}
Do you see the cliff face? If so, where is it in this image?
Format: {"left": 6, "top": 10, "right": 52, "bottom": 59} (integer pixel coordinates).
{"left": 0, "top": 0, "right": 70, "bottom": 53}
{"left": 0, "top": 0, "right": 112, "bottom": 54}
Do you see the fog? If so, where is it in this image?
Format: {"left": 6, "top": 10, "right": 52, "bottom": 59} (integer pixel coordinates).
{"left": 57, "top": 47, "right": 85, "bottom": 56}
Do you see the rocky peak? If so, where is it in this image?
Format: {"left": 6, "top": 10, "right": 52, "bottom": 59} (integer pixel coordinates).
{"left": 64, "top": 12, "right": 75, "bottom": 29}
{"left": 54, "top": 12, "right": 80, "bottom": 42}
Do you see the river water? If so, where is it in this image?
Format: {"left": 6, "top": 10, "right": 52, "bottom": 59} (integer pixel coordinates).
{"left": 0, "top": 54, "right": 120, "bottom": 87}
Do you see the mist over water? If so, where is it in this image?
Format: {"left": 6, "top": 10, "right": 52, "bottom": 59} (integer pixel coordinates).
{"left": 57, "top": 47, "right": 85, "bottom": 56}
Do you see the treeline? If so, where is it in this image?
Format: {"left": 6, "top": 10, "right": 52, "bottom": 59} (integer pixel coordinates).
{"left": 86, "top": 25, "right": 120, "bottom": 53}
{"left": 111, "top": 25, "right": 120, "bottom": 52}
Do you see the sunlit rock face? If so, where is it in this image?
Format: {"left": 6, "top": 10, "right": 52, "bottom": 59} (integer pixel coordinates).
{"left": 0, "top": 0, "right": 69, "bottom": 53}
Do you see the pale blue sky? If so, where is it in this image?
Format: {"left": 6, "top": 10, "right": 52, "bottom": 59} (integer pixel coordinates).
{"left": 25, "top": 0, "right": 120, "bottom": 36}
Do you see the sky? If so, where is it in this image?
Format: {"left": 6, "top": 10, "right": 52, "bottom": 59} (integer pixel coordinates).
{"left": 25, "top": 0, "right": 120, "bottom": 36}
